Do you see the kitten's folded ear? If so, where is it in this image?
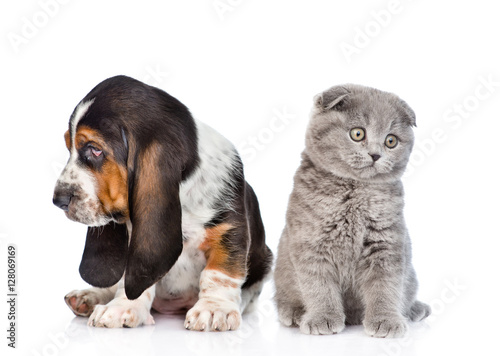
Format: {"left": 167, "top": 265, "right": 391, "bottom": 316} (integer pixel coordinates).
{"left": 314, "top": 86, "right": 350, "bottom": 111}
{"left": 400, "top": 100, "right": 417, "bottom": 127}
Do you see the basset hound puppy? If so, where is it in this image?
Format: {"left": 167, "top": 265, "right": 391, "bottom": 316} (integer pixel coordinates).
{"left": 53, "top": 75, "right": 273, "bottom": 330}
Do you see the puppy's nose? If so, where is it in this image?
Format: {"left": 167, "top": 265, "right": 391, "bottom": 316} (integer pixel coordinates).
{"left": 53, "top": 192, "right": 72, "bottom": 211}
{"left": 369, "top": 153, "right": 381, "bottom": 162}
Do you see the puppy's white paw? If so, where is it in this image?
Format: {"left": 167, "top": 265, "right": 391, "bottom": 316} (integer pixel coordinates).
{"left": 65, "top": 289, "right": 101, "bottom": 317}
{"left": 88, "top": 299, "right": 154, "bottom": 328}
{"left": 184, "top": 298, "right": 241, "bottom": 332}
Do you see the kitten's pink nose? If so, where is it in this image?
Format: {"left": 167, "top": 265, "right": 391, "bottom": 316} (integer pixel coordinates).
{"left": 369, "top": 153, "right": 381, "bottom": 162}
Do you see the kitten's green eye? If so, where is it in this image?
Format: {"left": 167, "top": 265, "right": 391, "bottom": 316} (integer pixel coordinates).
{"left": 350, "top": 128, "right": 365, "bottom": 142}
{"left": 385, "top": 134, "right": 398, "bottom": 148}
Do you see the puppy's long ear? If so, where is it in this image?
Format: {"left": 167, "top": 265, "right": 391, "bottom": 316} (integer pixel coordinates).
{"left": 124, "top": 142, "right": 183, "bottom": 300}
{"left": 79, "top": 223, "right": 129, "bottom": 288}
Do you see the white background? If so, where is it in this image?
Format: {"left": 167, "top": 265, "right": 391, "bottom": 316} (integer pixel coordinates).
{"left": 1, "top": 1, "right": 499, "bottom": 355}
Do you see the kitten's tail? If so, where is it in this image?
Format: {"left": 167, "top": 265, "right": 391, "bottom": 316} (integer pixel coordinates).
{"left": 409, "top": 300, "right": 431, "bottom": 322}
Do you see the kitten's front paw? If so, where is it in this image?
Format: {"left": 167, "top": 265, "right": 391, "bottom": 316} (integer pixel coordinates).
{"left": 277, "top": 304, "right": 304, "bottom": 327}
{"left": 364, "top": 316, "right": 408, "bottom": 338}
{"left": 299, "top": 312, "right": 345, "bottom": 335}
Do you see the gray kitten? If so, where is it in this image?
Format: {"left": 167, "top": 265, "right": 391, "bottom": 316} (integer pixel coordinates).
{"left": 274, "top": 84, "right": 430, "bottom": 337}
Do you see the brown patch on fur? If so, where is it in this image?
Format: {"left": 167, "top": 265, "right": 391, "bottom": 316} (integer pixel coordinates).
{"left": 74, "top": 127, "right": 94, "bottom": 150}
{"left": 75, "top": 126, "right": 129, "bottom": 221}
{"left": 210, "top": 275, "right": 239, "bottom": 289}
{"left": 200, "top": 223, "right": 245, "bottom": 279}
{"left": 64, "top": 130, "right": 70, "bottom": 150}
{"left": 97, "top": 163, "right": 128, "bottom": 220}
{"left": 132, "top": 142, "right": 163, "bottom": 218}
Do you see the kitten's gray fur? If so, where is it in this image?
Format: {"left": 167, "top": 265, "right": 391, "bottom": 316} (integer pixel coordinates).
{"left": 274, "top": 84, "right": 430, "bottom": 338}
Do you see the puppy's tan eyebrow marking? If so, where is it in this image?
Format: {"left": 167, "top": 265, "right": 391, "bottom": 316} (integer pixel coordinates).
{"left": 74, "top": 126, "right": 107, "bottom": 152}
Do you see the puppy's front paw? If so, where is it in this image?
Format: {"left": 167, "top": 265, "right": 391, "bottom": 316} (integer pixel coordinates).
{"left": 88, "top": 299, "right": 154, "bottom": 328}
{"left": 185, "top": 298, "right": 241, "bottom": 332}
{"left": 65, "top": 289, "right": 100, "bottom": 317}
{"left": 364, "top": 315, "right": 408, "bottom": 338}
{"left": 299, "top": 312, "right": 345, "bottom": 335}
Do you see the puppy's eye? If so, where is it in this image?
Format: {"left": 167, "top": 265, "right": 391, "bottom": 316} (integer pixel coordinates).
{"left": 80, "top": 144, "right": 104, "bottom": 167}
{"left": 350, "top": 128, "right": 365, "bottom": 142}
{"left": 385, "top": 134, "right": 398, "bottom": 148}
{"left": 91, "top": 148, "right": 103, "bottom": 157}
{"left": 84, "top": 145, "right": 104, "bottom": 163}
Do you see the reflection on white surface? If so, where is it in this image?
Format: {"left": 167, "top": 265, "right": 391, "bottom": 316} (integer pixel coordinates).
{"left": 20, "top": 265, "right": 489, "bottom": 356}
{"left": 35, "top": 282, "right": 440, "bottom": 356}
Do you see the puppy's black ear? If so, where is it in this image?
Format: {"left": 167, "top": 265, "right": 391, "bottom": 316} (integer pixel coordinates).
{"left": 124, "top": 142, "right": 183, "bottom": 300}
{"left": 79, "top": 224, "right": 129, "bottom": 288}
{"left": 314, "top": 86, "right": 350, "bottom": 111}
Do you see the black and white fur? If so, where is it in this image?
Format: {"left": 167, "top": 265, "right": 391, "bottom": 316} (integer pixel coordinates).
{"left": 53, "top": 76, "right": 273, "bottom": 330}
